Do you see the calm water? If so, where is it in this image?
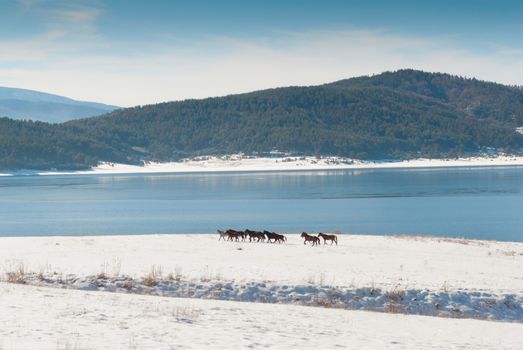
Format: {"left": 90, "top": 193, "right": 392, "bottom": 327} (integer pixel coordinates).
{"left": 0, "top": 167, "right": 522, "bottom": 241}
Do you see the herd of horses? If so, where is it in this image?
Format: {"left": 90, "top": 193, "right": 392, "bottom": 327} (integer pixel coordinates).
{"left": 217, "top": 229, "right": 338, "bottom": 246}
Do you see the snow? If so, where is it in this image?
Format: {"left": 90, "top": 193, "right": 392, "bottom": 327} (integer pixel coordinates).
{"left": 2, "top": 154, "right": 523, "bottom": 176}
{"left": 1, "top": 234, "right": 522, "bottom": 323}
{"left": 1, "top": 283, "right": 522, "bottom": 350}
{"left": 2, "top": 234, "right": 521, "bottom": 293}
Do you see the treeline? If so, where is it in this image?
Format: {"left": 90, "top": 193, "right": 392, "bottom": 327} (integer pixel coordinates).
{"left": 1, "top": 69, "right": 523, "bottom": 169}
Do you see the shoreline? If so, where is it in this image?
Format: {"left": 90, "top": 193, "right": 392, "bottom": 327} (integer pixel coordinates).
{"left": 0, "top": 231, "right": 521, "bottom": 244}
{"left": 1, "top": 154, "right": 523, "bottom": 176}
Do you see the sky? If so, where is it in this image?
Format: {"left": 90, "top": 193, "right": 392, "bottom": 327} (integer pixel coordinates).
{"left": 0, "top": 0, "right": 523, "bottom": 106}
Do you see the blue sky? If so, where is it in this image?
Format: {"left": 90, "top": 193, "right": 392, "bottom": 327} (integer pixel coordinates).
{"left": 0, "top": 0, "right": 522, "bottom": 106}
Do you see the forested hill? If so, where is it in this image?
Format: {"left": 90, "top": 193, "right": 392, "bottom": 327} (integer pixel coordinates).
{"left": 1, "top": 69, "right": 523, "bottom": 170}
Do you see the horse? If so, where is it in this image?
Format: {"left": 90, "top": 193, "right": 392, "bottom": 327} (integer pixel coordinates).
{"left": 274, "top": 233, "right": 286, "bottom": 243}
{"left": 217, "top": 229, "right": 228, "bottom": 241}
{"left": 245, "top": 229, "right": 265, "bottom": 242}
{"left": 318, "top": 232, "right": 338, "bottom": 245}
{"left": 264, "top": 231, "right": 286, "bottom": 243}
{"left": 301, "top": 232, "right": 320, "bottom": 246}
{"left": 225, "top": 229, "right": 242, "bottom": 242}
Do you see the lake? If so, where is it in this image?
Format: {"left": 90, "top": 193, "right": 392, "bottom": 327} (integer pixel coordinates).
{"left": 0, "top": 167, "right": 522, "bottom": 241}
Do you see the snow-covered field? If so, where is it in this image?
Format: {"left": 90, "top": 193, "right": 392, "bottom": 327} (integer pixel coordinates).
{"left": 1, "top": 283, "right": 522, "bottom": 350}
{"left": 1, "top": 154, "right": 523, "bottom": 176}
{"left": 1, "top": 234, "right": 522, "bottom": 347}
{"left": 1, "top": 234, "right": 523, "bottom": 322}
{"left": 2, "top": 234, "right": 521, "bottom": 293}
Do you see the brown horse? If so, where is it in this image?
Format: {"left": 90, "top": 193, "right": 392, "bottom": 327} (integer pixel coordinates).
{"left": 264, "top": 231, "right": 286, "bottom": 243}
{"left": 301, "top": 232, "right": 320, "bottom": 246}
{"left": 225, "top": 229, "right": 242, "bottom": 241}
{"left": 245, "top": 229, "right": 265, "bottom": 242}
{"left": 318, "top": 232, "right": 338, "bottom": 245}
{"left": 274, "top": 233, "right": 286, "bottom": 243}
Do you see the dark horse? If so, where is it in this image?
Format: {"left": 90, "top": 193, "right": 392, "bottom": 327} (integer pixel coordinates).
{"left": 264, "top": 231, "right": 286, "bottom": 243}
{"left": 224, "top": 229, "right": 243, "bottom": 241}
{"left": 318, "top": 232, "right": 338, "bottom": 245}
{"left": 245, "top": 229, "right": 265, "bottom": 242}
{"left": 301, "top": 232, "right": 320, "bottom": 246}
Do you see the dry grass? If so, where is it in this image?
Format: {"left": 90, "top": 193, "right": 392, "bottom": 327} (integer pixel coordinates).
{"left": 200, "top": 266, "right": 222, "bottom": 282}
{"left": 171, "top": 306, "right": 201, "bottom": 322}
{"left": 167, "top": 266, "right": 183, "bottom": 282}
{"left": 386, "top": 289, "right": 405, "bottom": 303}
{"left": 96, "top": 271, "right": 108, "bottom": 280}
{"left": 143, "top": 265, "right": 163, "bottom": 287}
{"left": 6, "top": 262, "right": 26, "bottom": 284}
{"left": 56, "top": 341, "right": 94, "bottom": 350}
{"left": 306, "top": 272, "right": 326, "bottom": 285}
{"left": 384, "top": 302, "right": 406, "bottom": 314}
{"left": 123, "top": 278, "right": 135, "bottom": 291}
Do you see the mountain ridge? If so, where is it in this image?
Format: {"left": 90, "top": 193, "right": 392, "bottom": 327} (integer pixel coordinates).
{"left": 0, "top": 86, "right": 119, "bottom": 123}
{"left": 1, "top": 69, "right": 522, "bottom": 170}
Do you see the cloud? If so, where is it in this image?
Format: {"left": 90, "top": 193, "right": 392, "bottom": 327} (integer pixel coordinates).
{"left": 1, "top": 28, "right": 523, "bottom": 106}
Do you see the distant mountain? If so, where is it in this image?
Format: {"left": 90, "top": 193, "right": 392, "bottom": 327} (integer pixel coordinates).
{"left": 0, "top": 69, "right": 522, "bottom": 170}
{"left": 0, "top": 87, "right": 119, "bottom": 123}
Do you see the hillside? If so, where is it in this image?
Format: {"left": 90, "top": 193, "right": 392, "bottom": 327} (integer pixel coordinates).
{"left": 1, "top": 70, "right": 523, "bottom": 170}
{"left": 0, "top": 87, "right": 119, "bottom": 123}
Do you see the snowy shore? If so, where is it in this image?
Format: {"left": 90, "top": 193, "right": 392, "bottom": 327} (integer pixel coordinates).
{"left": 2, "top": 154, "right": 523, "bottom": 176}
{"left": 1, "top": 233, "right": 522, "bottom": 348}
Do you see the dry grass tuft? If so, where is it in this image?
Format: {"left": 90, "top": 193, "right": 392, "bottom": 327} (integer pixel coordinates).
{"left": 167, "top": 266, "right": 183, "bottom": 282}
{"left": 386, "top": 289, "right": 405, "bottom": 303}
{"left": 143, "top": 265, "right": 163, "bottom": 287}
{"left": 6, "top": 262, "right": 26, "bottom": 284}
{"left": 171, "top": 306, "right": 201, "bottom": 322}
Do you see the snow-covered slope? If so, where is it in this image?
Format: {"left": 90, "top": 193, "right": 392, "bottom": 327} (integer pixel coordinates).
{"left": 1, "top": 283, "right": 522, "bottom": 350}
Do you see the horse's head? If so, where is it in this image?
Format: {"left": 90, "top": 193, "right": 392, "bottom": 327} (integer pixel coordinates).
{"left": 301, "top": 232, "right": 307, "bottom": 237}
{"left": 217, "top": 230, "right": 224, "bottom": 234}
{"left": 317, "top": 232, "right": 323, "bottom": 237}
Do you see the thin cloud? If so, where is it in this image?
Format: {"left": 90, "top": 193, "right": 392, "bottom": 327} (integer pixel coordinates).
{"left": 1, "top": 29, "right": 523, "bottom": 106}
